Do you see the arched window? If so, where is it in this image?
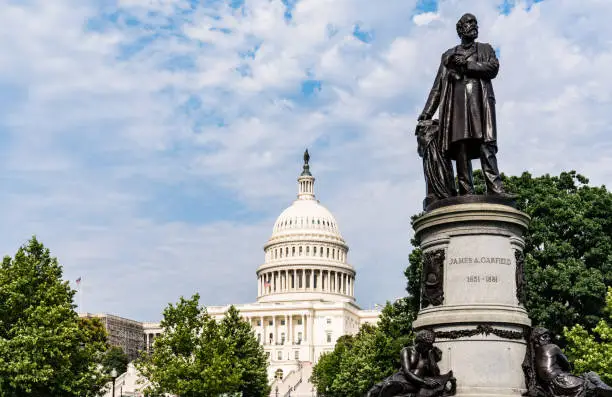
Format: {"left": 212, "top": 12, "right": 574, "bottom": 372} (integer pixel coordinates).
{"left": 320, "top": 247, "right": 323, "bottom": 257}
{"left": 299, "top": 246, "right": 303, "bottom": 256}
{"left": 286, "top": 247, "right": 289, "bottom": 256}
{"left": 314, "top": 247, "right": 317, "bottom": 255}
{"left": 306, "top": 246, "right": 310, "bottom": 255}
{"left": 292, "top": 247, "right": 295, "bottom": 256}
{"left": 327, "top": 248, "right": 330, "bottom": 258}
{"left": 332, "top": 249, "right": 335, "bottom": 259}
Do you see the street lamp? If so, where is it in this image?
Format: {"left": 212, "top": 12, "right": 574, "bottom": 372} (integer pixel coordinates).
{"left": 110, "top": 368, "right": 118, "bottom": 397}
{"left": 275, "top": 385, "right": 279, "bottom": 397}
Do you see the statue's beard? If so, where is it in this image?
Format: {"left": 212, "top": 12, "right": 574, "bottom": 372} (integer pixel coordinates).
{"left": 460, "top": 27, "right": 478, "bottom": 41}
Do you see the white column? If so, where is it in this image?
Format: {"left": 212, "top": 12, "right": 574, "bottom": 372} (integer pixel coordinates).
{"left": 310, "top": 313, "right": 315, "bottom": 360}
{"left": 334, "top": 272, "right": 338, "bottom": 293}
{"left": 260, "top": 316, "right": 265, "bottom": 344}
{"left": 344, "top": 274, "right": 348, "bottom": 294}
{"left": 307, "top": 312, "right": 313, "bottom": 356}
{"left": 284, "top": 315, "right": 288, "bottom": 344}
{"left": 309, "top": 269, "right": 314, "bottom": 290}
{"left": 289, "top": 315, "right": 293, "bottom": 345}
{"left": 272, "top": 316, "right": 276, "bottom": 344}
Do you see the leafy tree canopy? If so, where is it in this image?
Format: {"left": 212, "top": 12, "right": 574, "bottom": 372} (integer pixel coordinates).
{"left": 312, "top": 323, "right": 412, "bottom": 397}
{"left": 136, "top": 296, "right": 269, "bottom": 397}
{"left": 563, "top": 287, "right": 612, "bottom": 384}
{"left": 102, "top": 346, "right": 129, "bottom": 377}
{"left": 0, "top": 237, "right": 108, "bottom": 396}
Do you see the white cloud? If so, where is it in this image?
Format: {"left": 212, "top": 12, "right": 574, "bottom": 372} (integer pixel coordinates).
{"left": 413, "top": 12, "right": 440, "bottom": 26}
{"left": 0, "top": 0, "right": 611, "bottom": 320}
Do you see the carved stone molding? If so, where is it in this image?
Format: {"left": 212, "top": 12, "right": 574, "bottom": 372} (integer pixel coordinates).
{"left": 421, "top": 249, "right": 445, "bottom": 308}
{"left": 434, "top": 324, "right": 528, "bottom": 340}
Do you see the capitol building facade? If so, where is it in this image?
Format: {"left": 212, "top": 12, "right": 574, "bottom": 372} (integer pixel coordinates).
{"left": 98, "top": 152, "right": 380, "bottom": 395}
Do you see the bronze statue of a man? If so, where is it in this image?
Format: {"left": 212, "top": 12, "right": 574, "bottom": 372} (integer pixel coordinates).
{"left": 366, "top": 330, "right": 456, "bottom": 397}
{"left": 418, "top": 13, "right": 507, "bottom": 196}
{"left": 523, "top": 327, "right": 612, "bottom": 397}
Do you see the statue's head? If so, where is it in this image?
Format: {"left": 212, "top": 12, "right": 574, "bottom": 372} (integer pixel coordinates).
{"left": 415, "top": 329, "right": 436, "bottom": 352}
{"left": 531, "top": 327, "right": 552, "bottom": 347}
{"left": 456, "top": 13, "right": 478, "bottom": 41}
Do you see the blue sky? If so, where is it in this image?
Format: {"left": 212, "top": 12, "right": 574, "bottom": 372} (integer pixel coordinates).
{"left": 1, "top": 0, "right": 611, "bottom": 321}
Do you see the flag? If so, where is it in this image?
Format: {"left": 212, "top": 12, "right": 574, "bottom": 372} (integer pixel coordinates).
{"left": 264, "top": 279, "right": 271, "bottom": 287}
{"left": 76, "top": 277, "right": 81, "bottom": 286}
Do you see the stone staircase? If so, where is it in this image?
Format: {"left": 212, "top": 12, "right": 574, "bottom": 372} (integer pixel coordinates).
{"left": 270, "top": 362, "right": 315, "bottom": 397}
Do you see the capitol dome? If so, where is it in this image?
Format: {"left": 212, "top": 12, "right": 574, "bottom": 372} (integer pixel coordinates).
{"left": 256, "top": 150, "right": 356, "bottom": 303}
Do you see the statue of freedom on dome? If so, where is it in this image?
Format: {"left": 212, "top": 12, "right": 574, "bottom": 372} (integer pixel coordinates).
{"left": 418, "top": 13, "right": 511, "bottom": 199}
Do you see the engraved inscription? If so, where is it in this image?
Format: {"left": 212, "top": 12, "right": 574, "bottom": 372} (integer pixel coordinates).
{"left": 465, "top": 274, "right": 499, "bottom": 283}
{"left": 449, "top": 256, "right": 512, "bottom": 265}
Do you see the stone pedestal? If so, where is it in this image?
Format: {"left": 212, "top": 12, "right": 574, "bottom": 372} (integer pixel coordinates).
{"left": 412, "top": 202, "right": 531, "bottom": 397}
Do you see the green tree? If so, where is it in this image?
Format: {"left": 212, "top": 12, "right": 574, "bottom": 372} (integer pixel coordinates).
{"left": 312, "top": 324, "right": 409, "bottom": 397}
{"left": 137, "top": 295, "right": 270, "bottom": 397}
{"left": 377, "top": 297, "right": 415, "bottom": 341}
{"left": 219, "top": 306, "right": 269, "bottom": 397}
{"left": 102, "top": 346, "right": 129, "bottom": 376}
{"left": 311, "top": 335, "right": 353, "bottom": 396}
{"left": 563, "top": 287, "right": 612, "bottom": 384}
{"left": 0, "top": 237, "right": 108, "bottom": 396}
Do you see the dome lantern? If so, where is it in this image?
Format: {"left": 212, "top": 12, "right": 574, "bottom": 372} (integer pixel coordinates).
{"left": 297, "top": 149, "right": 315, "bottom": 201}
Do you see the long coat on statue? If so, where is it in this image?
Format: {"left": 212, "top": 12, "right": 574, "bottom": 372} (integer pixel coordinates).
{"left": 421, "top": 42, "right": 498, "bottom": 160}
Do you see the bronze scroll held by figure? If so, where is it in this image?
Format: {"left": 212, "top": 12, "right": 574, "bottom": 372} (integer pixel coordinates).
{"left": 523, "top": 327, "right": 612, "bottom": 397}
{"left": 366, "top": 330, "right": 456, "bottom": 397}
{"left": 418, "top": 13, "right": 511, "bottom": 199}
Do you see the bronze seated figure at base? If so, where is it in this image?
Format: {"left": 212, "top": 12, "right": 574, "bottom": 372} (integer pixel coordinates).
{"left": 523, "top": 327, "right": 612, "bottom": 397}
{"left": 366, "top": 330, "right": 456, "bottom": 397}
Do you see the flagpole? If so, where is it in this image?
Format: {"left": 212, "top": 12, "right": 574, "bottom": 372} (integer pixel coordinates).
{"left": 76, "top": 277, "right": 83, "bottom": 314}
